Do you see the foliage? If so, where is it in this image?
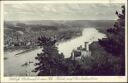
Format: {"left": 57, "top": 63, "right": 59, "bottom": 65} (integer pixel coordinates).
{"left": 71, "top": 6, "right": 126, "bottom": 76}
{"left": 89, "top": 42, "right": 122, "bottom": 75}
{"left": 99, "top": 5, "right": 125, "bottom": 57}
{"left": 34, "top": 6, "right": 125, "bottom": 76}
{"left": 34, "top": 36, "right": 68, "bottom": 76}
{"left": 98, "top": 5, "right": 125, "bottom": 75}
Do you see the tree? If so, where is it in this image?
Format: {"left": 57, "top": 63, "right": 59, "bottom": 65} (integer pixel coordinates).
{"left": 34, "top": 36, "right": 68, "bottom": 76}
{"left": 98, "top": 5, "right": 125, "bottom": 75}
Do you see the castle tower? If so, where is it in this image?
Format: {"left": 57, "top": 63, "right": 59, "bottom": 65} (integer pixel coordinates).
{"left": 84, "top": 42, "right": 89, "bottom": 51}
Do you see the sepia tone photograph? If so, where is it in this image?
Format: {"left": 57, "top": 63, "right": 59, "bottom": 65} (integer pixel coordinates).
{"left": 2, "top": 0, "right": 126, "bottom": 79}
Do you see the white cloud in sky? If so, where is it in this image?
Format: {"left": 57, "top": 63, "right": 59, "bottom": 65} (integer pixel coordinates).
{"left": 4, "top": 3, "right": 124, "bottom": 21}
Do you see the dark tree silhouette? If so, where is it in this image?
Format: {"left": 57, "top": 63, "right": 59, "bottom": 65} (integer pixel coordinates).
{"left": 99, "top": 5, "right": 125, "bottom": 75}
{"left": 34, "top": 6, "right": 125, "bottom": 76}
{"left": 34, "top": 36, "right": 68, "bottom": 76}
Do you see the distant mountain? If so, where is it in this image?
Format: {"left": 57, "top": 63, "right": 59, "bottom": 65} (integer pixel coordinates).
{"left": 5, "top": 20, "right": 115, "bottom": 28}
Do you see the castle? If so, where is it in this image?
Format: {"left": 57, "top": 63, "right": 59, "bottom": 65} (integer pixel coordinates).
{"left": 70, "top": 42, "right": 91, "bottom": 60}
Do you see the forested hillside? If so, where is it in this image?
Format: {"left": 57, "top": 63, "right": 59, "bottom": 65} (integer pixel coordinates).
{"left": 34, "top": 6, "right": 125, "bottom": 76}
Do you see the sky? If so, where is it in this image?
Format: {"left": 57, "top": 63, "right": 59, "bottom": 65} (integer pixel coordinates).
{"left": 4, "top": 3, "right": 124, "bottom": 21}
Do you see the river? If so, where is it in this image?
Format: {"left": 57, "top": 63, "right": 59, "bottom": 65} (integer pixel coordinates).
{"left": 57, "top": 28, "right": 106, "bottom": 58}
{"left": 4, "top": 27, "right": 106, "bottom": 76}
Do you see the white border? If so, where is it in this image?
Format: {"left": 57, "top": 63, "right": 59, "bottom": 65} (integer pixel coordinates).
{"left": 1, "top": 0, "right": 126, "bottom": 4}
{"left": 0, "top": 0, "right": 127, "bottom": 82}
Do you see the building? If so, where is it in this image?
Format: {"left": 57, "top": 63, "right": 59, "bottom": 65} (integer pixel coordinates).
{"left": 70, "top": 42, "right": 91, "bottom": 60}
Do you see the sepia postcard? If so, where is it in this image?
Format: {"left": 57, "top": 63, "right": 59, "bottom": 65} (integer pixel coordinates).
{"left": 0, "top": 0, "right": 127, "bottom": 82}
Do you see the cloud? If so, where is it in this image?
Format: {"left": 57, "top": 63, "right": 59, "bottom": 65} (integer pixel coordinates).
{"left": 4, "top": 3, "right": 124, "bottom": 21}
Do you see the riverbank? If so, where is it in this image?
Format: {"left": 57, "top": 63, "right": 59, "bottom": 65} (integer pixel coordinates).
{"left": 4, "top": 28, "right": 106, "bottom": 76}
{"left": 4, "top": 28, "right": 82, "bottom": 52}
